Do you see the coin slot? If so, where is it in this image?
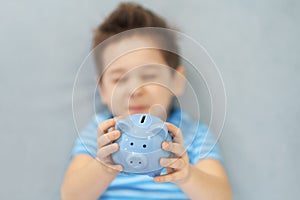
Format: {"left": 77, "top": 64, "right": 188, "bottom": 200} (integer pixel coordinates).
{"left": 140, "top": 115, "right": 146, "bottom": 123}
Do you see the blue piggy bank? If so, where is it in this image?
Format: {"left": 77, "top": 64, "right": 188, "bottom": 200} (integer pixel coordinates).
{"left": 112, "top": 114, "right": 172, "bottom": 177}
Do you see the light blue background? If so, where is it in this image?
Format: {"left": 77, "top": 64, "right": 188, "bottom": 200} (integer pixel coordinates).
{"left": 1, "top": 0, "right": 299, "bottom": 199}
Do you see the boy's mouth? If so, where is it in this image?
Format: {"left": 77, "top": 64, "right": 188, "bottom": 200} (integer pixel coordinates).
{"left": 129, "top": 106, "right": 148, "bottom": 113}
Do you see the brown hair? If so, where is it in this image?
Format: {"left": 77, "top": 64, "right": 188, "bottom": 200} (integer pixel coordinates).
{"left": 92, "top": 2, "right": 180, "bottom": 74}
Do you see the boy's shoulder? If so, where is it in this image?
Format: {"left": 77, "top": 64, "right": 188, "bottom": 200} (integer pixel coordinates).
{"left": 95, "top": 111, "right": 113, "bottom": 123}
{"left": 167, "top": 107, "right": 207, "bottom": 131}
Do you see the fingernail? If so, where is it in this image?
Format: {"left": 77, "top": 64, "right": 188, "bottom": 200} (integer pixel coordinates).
{"left": 155, "top": 177, "right": 161, "bottom": 182}
{"left": 163, "top": 142, "right": 169, "bottom": 149}
{"left": 113, "top": 131, "right": 119, "bottom": 136}
{"left": 117, "top": 166, "right": 122, "bottom": 171}
{"left": 114, "top": 143, "right": 118, "bottom": 149}
{"left": 114, "top": 116, "right": 124, "bottom": 121}
{"left": 161, "top": 159, "right": 167, "bottom": 166}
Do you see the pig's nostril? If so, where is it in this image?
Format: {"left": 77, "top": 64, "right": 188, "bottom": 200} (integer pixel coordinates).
{"left": 130, "top": 161, "right": 133, "bottom": 164}
{"left": 139, "top": 162, "right": 141, "bottom": 164}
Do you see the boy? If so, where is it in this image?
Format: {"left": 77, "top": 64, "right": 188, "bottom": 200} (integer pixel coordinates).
{"left": 61, "top": 2, "right": 231, "bottom": 200}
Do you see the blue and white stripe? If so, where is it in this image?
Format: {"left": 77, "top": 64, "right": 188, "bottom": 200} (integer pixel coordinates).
{"left": 71, "top": 108, "right": 222, "bottom": 200}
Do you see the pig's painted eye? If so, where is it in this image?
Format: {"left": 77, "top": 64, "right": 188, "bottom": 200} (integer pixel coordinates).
{"left": 130, "top": 142, "right": 134, "bottom": 146}
{"left": 143, "top": 144, "right": 147, "bottom": 148}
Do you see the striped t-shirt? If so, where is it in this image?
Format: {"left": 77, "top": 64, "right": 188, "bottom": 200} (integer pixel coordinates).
{"left": 71, "top": 108, "right": 222, "bottom": 200}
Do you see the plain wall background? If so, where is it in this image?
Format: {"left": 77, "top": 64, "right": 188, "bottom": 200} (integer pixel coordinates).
{"left": 1, "top": 0, "right": 299, "bottom": 199}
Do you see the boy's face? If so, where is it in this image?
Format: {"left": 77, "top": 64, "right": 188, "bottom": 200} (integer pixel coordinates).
{"left": 98, "top": 36, "right": 184, "bottom": 119}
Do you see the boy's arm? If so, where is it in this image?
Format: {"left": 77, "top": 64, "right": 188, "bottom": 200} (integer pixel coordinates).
{"left": 61, "top": 118, "right": 123, "bottom": 200}
{"left": 61, "top": 154, "right": 119, "bottom": 200}
{"left": 154, "top": 122, "right": 232, "bottom": 200}
{"left": 178, "top": 159, "right": 232, "bottom": 200}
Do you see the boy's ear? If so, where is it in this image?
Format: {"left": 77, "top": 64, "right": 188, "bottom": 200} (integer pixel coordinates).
{"left": 172, "top": 66, "right": 185, "bottom": 96}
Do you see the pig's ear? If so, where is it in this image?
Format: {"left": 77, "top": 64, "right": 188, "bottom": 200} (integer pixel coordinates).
{"left": 116, "top": 120, "right": 131, "bottom": 133}
{"left": 148, "top": 124, "right": 168, "bottom": 139}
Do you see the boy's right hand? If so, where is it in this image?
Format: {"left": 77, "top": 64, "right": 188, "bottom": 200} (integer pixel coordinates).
{"left": 96, "top": 117, "right": 123, "bottom": 174}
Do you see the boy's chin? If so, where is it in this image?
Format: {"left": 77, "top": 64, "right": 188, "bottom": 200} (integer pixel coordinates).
{"left": 115, "top": 107, "right": 167, "bottom": 120}
{"left": 113, "top": 110, "right": 148, "bottom": 117}
{"left": 129, "top": 110, "right": 167, "bottom": 121}
{"left": 128, "top": 110, "right": 149, "bottom": 115}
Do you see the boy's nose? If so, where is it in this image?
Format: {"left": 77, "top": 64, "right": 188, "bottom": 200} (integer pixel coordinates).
{"left": 129, "top": 85, "right": 145, "bottom": 98}
{"left": 126, "top": 77, "right": 145, "bottom": 97}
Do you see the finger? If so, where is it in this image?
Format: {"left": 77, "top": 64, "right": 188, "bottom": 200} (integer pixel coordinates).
{"left": 154, "top": 170, "right": 189, "bottom": 183}
{"left": 97, "top": 118, "right": 118, "bottom": 136}
{"left": 154, "top": 171, "right": 178, "bottom": 183}
{"left": 160, "top": 158, "right": 186, "bottom": 169}
{"left": 165, "top": 167, "right": 174, "bottom": 174}
{"left": 105, "top": 163, "right": 123, "bottom": 172}
{"left": 115, "top": 115, "right": 126, "bottom": 120}
{"left": 97, "top": 143, "right": 119, "bottom": 160}
{"left": 162, "top": 142, "right": 186, "bottom": 157}
{"left": 108, "top": 115, "right": 125, "bottom": 131}
{"left": 97, "top": 130, "right": 121, "bottom": 148}
{"left": 164, "top": 122, "right": 184, "bottom": 144}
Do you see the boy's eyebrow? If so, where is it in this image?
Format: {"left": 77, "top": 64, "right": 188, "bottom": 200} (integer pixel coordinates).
{"left": 107, "top": 64, "right": 163, "bottom": 75}
{"left": 107, "top": 68, "right": 126, "bottom": 75}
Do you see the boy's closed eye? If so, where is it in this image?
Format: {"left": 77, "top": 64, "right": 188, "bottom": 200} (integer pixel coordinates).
{"left": 140, "top": 73, "right": 158, "bottom": 81}
{"left": 112, "top": 76, "right": 128, "bottom": 84}
{"left": 111, "top": 68, "right": 160, "bottom": 81}
{"left": 111, "top": 73, "right": 158, "bottom": 84}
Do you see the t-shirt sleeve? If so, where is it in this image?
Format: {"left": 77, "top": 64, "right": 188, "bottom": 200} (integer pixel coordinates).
{"left": 71, "top": 119, "right": 98, "bottom": 158}
{"left": 188, "top": 124, "right": 222, "bottom": 164}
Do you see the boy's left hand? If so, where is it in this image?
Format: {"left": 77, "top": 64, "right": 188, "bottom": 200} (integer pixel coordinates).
{"left": 154, "top": 122, "right": 191, "bottom": 184}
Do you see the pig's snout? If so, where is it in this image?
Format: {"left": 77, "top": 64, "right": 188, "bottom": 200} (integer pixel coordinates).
{"left": 126, "top": 154, "right": 147, "bottom": 169}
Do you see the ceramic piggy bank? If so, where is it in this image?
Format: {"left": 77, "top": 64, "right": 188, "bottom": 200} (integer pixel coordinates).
{"left": 112, "top": 114, "right": 172, "bottom": 177}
